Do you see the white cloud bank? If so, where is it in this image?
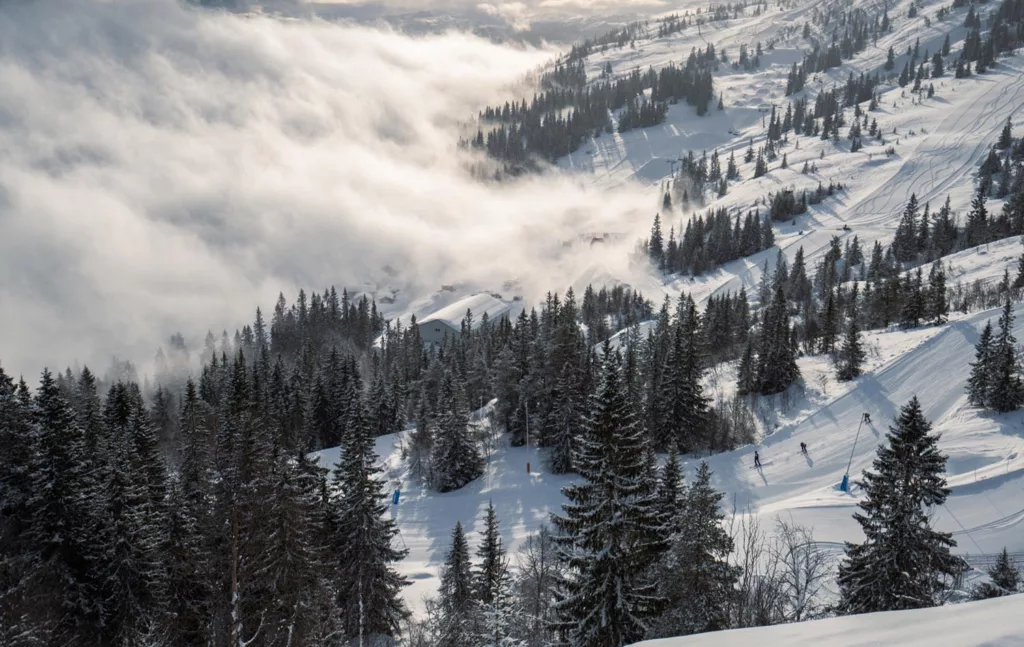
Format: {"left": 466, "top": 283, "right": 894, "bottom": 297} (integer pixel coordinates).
{"left": 305, "top": 0, "right": 672, "bottom": 23}
{"left": 0, "top": 0, "right": 654, "bottom": 378}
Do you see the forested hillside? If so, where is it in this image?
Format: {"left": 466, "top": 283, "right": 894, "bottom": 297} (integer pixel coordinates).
{"left": 4, "top": 0, "right": 1024, "bottom": 645}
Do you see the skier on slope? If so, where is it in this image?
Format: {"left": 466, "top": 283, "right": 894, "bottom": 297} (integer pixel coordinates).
{"left": 862, "top": 412, "right": 871, "bottom": 424}
{"left": 800, "top": 442, "right": 807, "bottom": 455}
{"left": 754, "top": 451, "right": 762, "bottom": 469}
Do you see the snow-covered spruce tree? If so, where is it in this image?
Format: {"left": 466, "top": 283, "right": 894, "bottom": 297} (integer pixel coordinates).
{"left": 166, "top": 379, "right": 216, "bottom": 646}
{"left": 149, "top": 384, "right": 178, "bottom": 459}
{"left": 967, "top": 321, "right": 995, "bottom": 407}
{"left": 232, "top": 355, "right": 336, "bottom": 647}
{"left": 331, "top": 394, "right": 409, "bottom": 642}
{"left": 28, "top": 369, "right": 114, "bottom": 641}
{"left": 546, "top": 365, "right": 581, "bottom": 474}
{"left": 892, "top": 193, "right": 919, "bottom": 263}
{"left": 899, "top": 268, "right": 925, "bottom": 329}
{"left": 368, "top": 368, "right": 398, "bottom": 438}
{"left": 437, "top": 521, "right": 475, "bottom": 647}
{"left": 836, "top": 316, "right": 865, "bottom": 382}
{"left": 755, "top": 283, "right": 801, "bottom": 395}
{"left": 818, "top": 292, "right": 839, "bottom": 354}
{"left": 236, "top": 359, "right": 292, "bottom": 645}
{"left": 736, "top": 340, "right": 756, "bottom": 396}
{"left": 431, "top": 371, "right": 484, "bottom": 492}
{"left": 972, "top": 547, "right": 1021, "bottom": 599}
{"left": 410, "top": 383, "right": 435, "bottom": 481}
{"left": 551, "top": 343, "right": 666, "bottom": 647}
{"left": 649, "top": 213, "right": 664, "bottom": 267}
{"left": 474, "top": 504, "right": 521, "bottom": 647}
{"left": 987, "top": 299, "right": 1024, "bottom": 413}
{"left": 965, "top": 183, "right": 990, "bottom": 247}
{"left": 0, "top": 368, "right": 58, "bottom": 644}
{"left": 1007, "top": 249, "right": 1024, "bottom": 292}
{"left": 997, "top": 116, "right": 1013, "bottom": 150}
{"left": 654, "top": 297, "right": 710, "bottom": 452}
{"left": 837, "top": 397, "right": 959, "bottom": 614}
{"left": 95, "top": 381, "right": 170, "bottom": 645}
{"left": 987, "top": 544, "right": 1019, "bottom": 589}
{"left": 988, "top": 548, "right": 1020, "bottom": 593}
{"left": 657, "top": 447, "right": 687, "bottom": 537}
{"left": 256, "top": 453, "right": 339, "bottom": 645}
{"left": 544, "top": 289, "right": 587, "bottom": 473}
{"left": 647, "top": 461, "right": 739, "bottom": 639}
{"left": 927, "top": 261, "right": 948, "bottom": 325}
{"left": 474, "top": 501, "right": 508, "bottom": 606}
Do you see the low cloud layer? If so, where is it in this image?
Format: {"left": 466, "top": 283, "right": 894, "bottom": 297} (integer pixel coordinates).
{"left": 305, "top": 0, "right": 671, "bottom": 24}
{"left": 0, "top": 0, "right": 654, "bottom": 378}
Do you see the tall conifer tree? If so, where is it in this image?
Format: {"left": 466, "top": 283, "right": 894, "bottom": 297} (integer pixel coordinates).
{"left": 551, "top": 345, "right": 665, "bottom": 647}
{"left": 838, "top": 397, "right": 959, "bottom": 613}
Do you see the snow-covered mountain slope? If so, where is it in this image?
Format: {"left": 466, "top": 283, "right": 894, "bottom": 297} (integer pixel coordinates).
{"left": 634, "top": 593, "right": 1024, "bottom": 647}
{"left": 315, "top": 427, "right": 573, "bottom": 615}
{"left": 314, "top": 0, "right": 1024, "bottom": 620}
{"left": 550, "top": 0, "right": 1024, "bottom": 309}
{"left": 315, "top": 301, "right": 1024, "bottom": 616}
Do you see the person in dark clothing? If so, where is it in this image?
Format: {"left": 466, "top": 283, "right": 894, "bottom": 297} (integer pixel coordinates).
{"left": 863, "top": 412, "right": 871, "bottom": 424}
{"left": 800, "top": 442, "right": 807, "bottom": 455}
{"left": 754, "top": 451, "right": 762, "bottom": 469}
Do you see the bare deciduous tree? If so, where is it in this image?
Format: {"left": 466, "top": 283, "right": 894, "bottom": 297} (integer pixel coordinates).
{"left": 771, "top": 519, "right": 834, "bottom": 622}
{"left": 729, "top": 514, "right": 787, "bottom": 628}
{"left": 514, "top": 525, "right": 563, "bottom": 647}
{"left": 728, "top": 512, "right": 837, "bottom": 629}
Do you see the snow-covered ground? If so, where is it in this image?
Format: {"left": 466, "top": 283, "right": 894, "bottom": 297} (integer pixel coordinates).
{"left": 313, "top": 0, "right": 1024, "bottom": 621}
{"left": 385, "top": 0, "right": 1024, "bottom": 337}
{"left": 315, "top": 301, "right": 1024, "bottom": 616}
{"left": 554, "top": 0, "right": 1024, "bottom": 308}
{"left": 634, "top": 593, "right": 1024, "bottom": 647}
{"left": 314, "top": 425, "right": 575, "bottom": 614}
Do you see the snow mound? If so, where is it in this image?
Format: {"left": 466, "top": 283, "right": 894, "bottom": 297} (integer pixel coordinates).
{"left": 632, "top": 594, "right": 1024, "bottom": 647}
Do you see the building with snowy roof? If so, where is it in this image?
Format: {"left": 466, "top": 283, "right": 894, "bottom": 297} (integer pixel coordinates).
{"left": 417, "top": 293, "right": 514, "bottom": 346}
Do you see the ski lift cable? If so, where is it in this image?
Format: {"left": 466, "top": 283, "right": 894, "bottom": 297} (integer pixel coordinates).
{"left": 941, "top": 502, "right": 985, "bottom": 556}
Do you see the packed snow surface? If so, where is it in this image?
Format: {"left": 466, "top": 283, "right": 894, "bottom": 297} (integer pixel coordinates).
{"left": 418, "top": 292, "right": 518, "bottom": 329}
{"left": 633, "top": 593, "right": 1024, "bottom": 647}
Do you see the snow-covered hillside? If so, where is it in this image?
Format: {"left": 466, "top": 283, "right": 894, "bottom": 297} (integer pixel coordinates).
{"left": 634, "top": 593, "right": 1024, "bottom": 647}
{"left": 548, "top": 0, "right": 1024, "bottom": 309}
{"left": 315, "top": 301, "right": 1024, "bottom": 617}
{"left": 299, "top": 0, "right": 1024, "bottom": 624}
{"left": 300, "top": 0, "right": 1024, "bottom": 630}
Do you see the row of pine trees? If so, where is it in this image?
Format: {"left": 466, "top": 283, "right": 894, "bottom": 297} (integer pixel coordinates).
{"left": 0, "top": 351, "right": 409, "bottom": 646}
{"left": 5, "top": 321, "right": 1020, "bottom": 646}
{"left": 419, "top": 359, "right": 1020, "bottom": 647}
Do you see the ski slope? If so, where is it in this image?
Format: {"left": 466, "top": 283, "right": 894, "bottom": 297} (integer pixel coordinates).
{"left": 555, "top": 0, "right": 1024, "bottom": 309}
{"left": 314, "top": 429, "right": 575, "bottom": 615}
{"left": 311, "top": 0, "right": 1024, "bottom": 619}
{"left": 373, "top": 0, "right": 1024, "bottom": 337}
{"left": 634, "top": 593, "right": 1024, "bottom": 647}
{"left": 314, "top": 301, "right": 1024, "bottom": 616}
